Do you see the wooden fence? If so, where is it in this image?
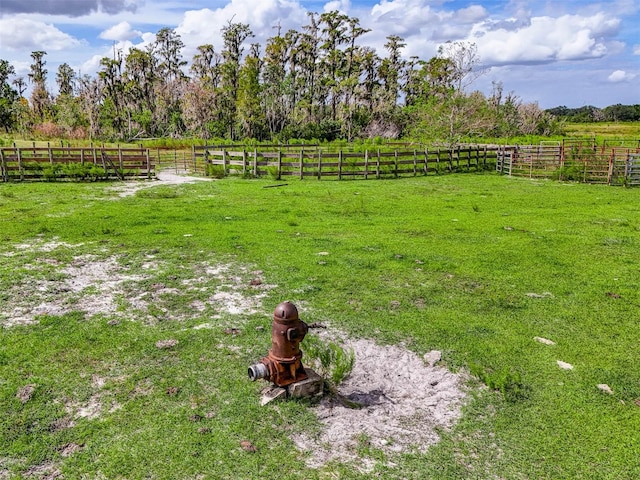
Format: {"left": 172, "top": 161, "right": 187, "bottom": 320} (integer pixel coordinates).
{"left": 0, "top": 145, "right": 154, "bottom": 182}
{"left": 192, "top": 145, "right": 499, "bottom": 180}
{"left": 496, "top": 143, "right": 640, "bottom": 186}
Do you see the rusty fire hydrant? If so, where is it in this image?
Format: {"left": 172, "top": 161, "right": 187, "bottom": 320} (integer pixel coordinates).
{"left": 248, "top": 301, "right": 309, "bottom": 387}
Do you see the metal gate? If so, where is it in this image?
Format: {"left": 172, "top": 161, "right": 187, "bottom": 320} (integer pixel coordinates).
{"left": 628, "top": 154, "right": 640, "bottom": 186}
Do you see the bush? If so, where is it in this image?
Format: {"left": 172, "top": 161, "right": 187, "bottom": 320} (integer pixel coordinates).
{"left": 206, "top": 164, "right": 225, "bottom": 178}
{"left": 62, "top": 163, "right": 91, "bottom": 179}
{"left": 42, "top": 165, "right": 60, "bottom": 181}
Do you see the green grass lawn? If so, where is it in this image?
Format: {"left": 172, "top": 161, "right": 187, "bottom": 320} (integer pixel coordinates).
{"left": 1, "top": 173, "right": 639, "bottom": 479}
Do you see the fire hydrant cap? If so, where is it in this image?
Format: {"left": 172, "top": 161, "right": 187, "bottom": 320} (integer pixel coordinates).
{"left": 274, "top": 301, "right": 299, "bottom": 322}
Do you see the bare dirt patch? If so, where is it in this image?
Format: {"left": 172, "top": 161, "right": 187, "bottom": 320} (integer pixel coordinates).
{"left": 2, "top": 249, "right": 275, "bottom": 327}
{"left": 109, "top": 170, "right": 213, "bottom": 198}
{"left": 293, "top": 336, "right": 468, "bottom": 470}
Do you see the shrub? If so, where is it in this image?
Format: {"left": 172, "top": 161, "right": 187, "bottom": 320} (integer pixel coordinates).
{"left": 206, "top": 164, "right": 225, "bottom": 178}
{"left": 62, "top": 163, "right": 91, "bottom": 180}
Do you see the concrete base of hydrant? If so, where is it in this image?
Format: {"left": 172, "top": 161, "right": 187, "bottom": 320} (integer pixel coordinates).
{"left": 288, "top": 368, "right": 324, "bottom": 399}
{"left": 260, "top": 368, "right": 324, "bottom": 405}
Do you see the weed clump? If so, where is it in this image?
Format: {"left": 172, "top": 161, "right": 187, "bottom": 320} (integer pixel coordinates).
{"left": 470, "top": 362, "right": 530, "bottom": 402}
{"left": 302, "top": 335, "right": 355, "bottom": 388}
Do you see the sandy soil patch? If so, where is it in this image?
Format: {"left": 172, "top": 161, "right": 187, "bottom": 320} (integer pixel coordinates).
{"left": 2, "top": 249, "right": 274, "bottom": 327}
{"left": 109, "top": 170, "right": 213, "bottom": 197}
{"left": 293, "top": 336, "right": 468, "bottom": 470}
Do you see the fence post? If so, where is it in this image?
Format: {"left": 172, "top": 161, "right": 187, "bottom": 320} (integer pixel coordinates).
{"left": 483, "top": 145, "right": 487, "bottom": 170}
{"left": 277, "top": 149, "right": 282, "bottom": 179}
{"left": 317, "top": 149, "right": 322, "bottom": 180}
{"left": 413, "top": 149, "right": 417, "bottom": 176}
{"left": 0, "top": 148, "right": 6, "bottom": 182}
{"left": 364, "top": 150, "right": 369, "bottom": 180}
{"left": 338, "top": 150, "right": 343, "bottom": 180}
{"left": 424, "top": 148, "right": 429, "bottom": 175}
{"left": 376, "top": 149, "right": 381, "bottom": 179}
{"left": 299, "top": 149, "right": 304, "bottom": 179}
{"left": 146, "top": 149, "right": 151, "bottom": 178}
{"left": 253, "top": 148, "right": 258, "bottom": 177}
{"left": 243, "top": 149, "right": 248, "bottom": 177}
{"left": 17, "top": 148, "right": 23, "bottom": 181}
{"left": 394, "top": 150, "right": 398, "bottom": 178}
{"left": 223, "top": 149, "right": 228, "bottom": 176}
{"left": 48, "top": 143, "right": 53, "bottom": 166}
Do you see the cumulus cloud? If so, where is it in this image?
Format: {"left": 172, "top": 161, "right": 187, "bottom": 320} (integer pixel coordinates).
{"left": 369, "top": 0, "right": 478, "bottom": 43}
{"left": 99, "top": 21, "right": 142, "bottom": 41}
{"left": 634, "top": 44, "right": 640, "bottom": 55}
{"left": 0, "top": 17, "right": 83, "bottom": 51}
{"left": 175, "top": 0, "right": 308, "bottom": 56}
{"left": 0, "top": 0, "right": 143, "bottom": 16}
{"left": 324, "top": 0, "right": 351, "bottom": 13}
{"left": 608, "top": 69, "right": 636, "bottom": 82}
{"left": 471, "top": 13, "right": 620, "bottom": 65}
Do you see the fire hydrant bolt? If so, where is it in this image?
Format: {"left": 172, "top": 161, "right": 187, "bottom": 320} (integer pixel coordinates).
{"left": 248, "top": 301, "right": 309, "bottom": 387}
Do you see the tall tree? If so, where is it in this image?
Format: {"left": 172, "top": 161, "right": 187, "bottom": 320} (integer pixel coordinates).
{"left": 56, "top": 63, "right": 76, "bottom": 97}
{"left": 191, "top": 44, "right": 221, "bottom": 88}
{"left": 262, "top": 32, "right": 290, "bottom": 136}
{"left": 151, "top": 28, "right": 187, "bottom": 136}
{"left": 319, "top": 10, "right": 349, "bottom": 121}
{"left": 98, "top": 52, "right": 126, "bottom": 137}
{"left": 28, "top": 51, "right": 51, "bottom": 122}
{"left": 55, "top": 63, "right": 83, "bottom": 136}
{"left": 0, "top": 60, "right": 19, "bottom": 132}
{"left": 236, "top": 43, "right": 265, "bottom": 139}
{"left": 220, "top": 21, "right": 253, "bottom": 138}
{"left": 123, "top": 47, "right": 157, "bottom": 135}
{"left": 77, "top": 74, "right": 103, "bottom": 140}
{"left": 378, "top": 35, "right": 406, "bottom": 111}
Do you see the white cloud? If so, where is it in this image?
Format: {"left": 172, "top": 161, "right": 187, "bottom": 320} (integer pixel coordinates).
{"left": 0, "top": 17, "right": 83, "bottom": 51}
{"left": 99, "top": 21, "right": 142, "bottom": 41}
{"left": 608, "top": 69, "right": 636, "bottom": 82}
{"left": 324, "top": 0, "right": 351, "bottom": 13}
{"left": 80, "top": 33, "right": 155, "bottom": 75}
{"left": 175, "top": 0, "right": 309, "bottom": 57}
{"left": 470, "top": 13, "right": 620, "bottom": 65}
{"left": 455, "top": 5, "right": 488, "bottom": 24}
{"left": 634, "top": 44, "right": 640, "bottom": 55}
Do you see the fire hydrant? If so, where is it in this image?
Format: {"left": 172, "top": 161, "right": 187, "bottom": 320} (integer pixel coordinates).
{"left": 248, "top": 301, "right": 309, "bottom": 387}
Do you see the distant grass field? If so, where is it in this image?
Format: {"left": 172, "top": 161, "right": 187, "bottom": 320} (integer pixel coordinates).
{"left": 564, "top": 121, "right": 640, "bottom": 139}
{"left": 1, "top": 173, "right": 639, "bottom": 478}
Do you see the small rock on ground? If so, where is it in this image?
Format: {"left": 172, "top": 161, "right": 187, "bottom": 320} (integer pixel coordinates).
{"left": 557, "top": 360, "right": 574, "bottom": 370}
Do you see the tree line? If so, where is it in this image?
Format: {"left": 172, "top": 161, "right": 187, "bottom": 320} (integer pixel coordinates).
{"left": 546, "top": 104, "right": 640, "bottom": 123}
{"left": 0, "top": 12, "right": 572, "bottom": 145}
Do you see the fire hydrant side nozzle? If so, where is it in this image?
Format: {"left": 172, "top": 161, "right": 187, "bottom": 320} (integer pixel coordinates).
{"left": 248, "top": 301, "right": 309, "bottom": 387}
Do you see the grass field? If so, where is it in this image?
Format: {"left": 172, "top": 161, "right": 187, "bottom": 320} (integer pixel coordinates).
{"left": 1, "top": 172, "right": 639, "bottom": 479}
{"left": 563, "top": 122, "right": 640, "bottom": 139}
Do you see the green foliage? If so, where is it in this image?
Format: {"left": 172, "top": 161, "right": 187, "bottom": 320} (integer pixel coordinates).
{"left": 470, "top": 362, "right": 530, "bottom": 402}
{"left": 302, "top": 335, "right": 355, "bottom": 387}
{"left": 61, "top": 162, "right": 91, "bottom": 179}
{"left": 266, "top": 166, "right": 280, "bottom": 180}
{"left": 205, "top": 163, "right": 225, "bottom": 178}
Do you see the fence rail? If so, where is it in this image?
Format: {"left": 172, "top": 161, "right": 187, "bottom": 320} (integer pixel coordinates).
{"left": 3, "top": 140, "right": 638, "bottom": 187}
{"left": 0, "top": 146, "right": 154, "bottom": 182}
{"left": 193, "top": 145, "right": 499, "bottom": 180}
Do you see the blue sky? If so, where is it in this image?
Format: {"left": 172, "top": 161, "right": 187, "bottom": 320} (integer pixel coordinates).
{"left": 0, "top": 0, "right": 638, "bottom": 108}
